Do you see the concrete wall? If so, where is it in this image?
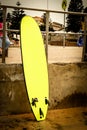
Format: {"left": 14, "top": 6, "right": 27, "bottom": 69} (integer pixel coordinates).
{"left": 49, "top": 63, "right": 87, "bottom": 109}
{"left": 0, "top": 63, "right": 87, "bottom": 116}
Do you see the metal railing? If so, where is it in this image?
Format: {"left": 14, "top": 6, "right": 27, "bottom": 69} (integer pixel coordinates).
{"left": 0, "top": 5, "right": 87, "bottom": 63}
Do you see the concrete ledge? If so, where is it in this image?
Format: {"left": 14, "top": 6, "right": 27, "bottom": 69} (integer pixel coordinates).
{"left": 0, "top": 63, "right": 87, "bottom": 115}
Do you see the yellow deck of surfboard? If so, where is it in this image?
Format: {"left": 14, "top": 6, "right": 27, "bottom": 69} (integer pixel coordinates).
{"left": 20, "top": 16, "right": 49, "bottom": 121}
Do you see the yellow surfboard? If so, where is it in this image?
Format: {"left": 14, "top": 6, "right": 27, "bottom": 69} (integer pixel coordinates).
{"left": 20, "top": 16, "right": 49, "bottom": 121}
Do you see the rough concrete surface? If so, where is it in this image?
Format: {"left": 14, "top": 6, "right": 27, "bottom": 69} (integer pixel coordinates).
{"left": 48, "top": 63, "right": 87, "bottom": 109}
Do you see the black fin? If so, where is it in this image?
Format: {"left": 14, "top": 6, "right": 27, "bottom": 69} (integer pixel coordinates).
{"left": 31, "top": 98, "right": 38, "bottom": 107}
{"left": 39, "top": 108, "right": 44, "bottom": 118}
{"left": 45, "top": 97, "right": 49, "bottom": 105}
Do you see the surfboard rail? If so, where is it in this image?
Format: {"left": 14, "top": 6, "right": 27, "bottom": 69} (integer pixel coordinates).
{"left": 20, "top": 16, "right": 49, "bottom": 121}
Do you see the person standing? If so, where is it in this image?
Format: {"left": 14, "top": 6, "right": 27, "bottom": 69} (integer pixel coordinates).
{"left": 0, "top": 10, "right": 10, "bottom": 55}
{"left": 0, "top": 21, "right": 10, "bottom": 55}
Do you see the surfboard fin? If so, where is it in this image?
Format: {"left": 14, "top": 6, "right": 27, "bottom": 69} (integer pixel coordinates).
{"left": 45, "top": 97, "right": 49, "bottom": 105}
{"left": 39, "top": 108, "right": 44, "bottom": 118}
{"left": 31, "top": 98, "right": 38, "bottom": 107}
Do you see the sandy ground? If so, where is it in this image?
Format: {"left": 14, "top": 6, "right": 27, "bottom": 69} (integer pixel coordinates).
{"left": 0, "top": 107, "right": 87, "bottom": 130}
{"left": 0, "top": 45, "right": 83, "bottom": 64}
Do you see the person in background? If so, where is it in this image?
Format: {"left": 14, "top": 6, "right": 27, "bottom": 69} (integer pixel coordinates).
{"left": 0, "top": 10, "right": 10, "bottom": 55}
{"left": 77, "top": 35, "right": 84, "bottom": 47}
{"left": 0, "top": 22, "right": 10, "bottom": 54}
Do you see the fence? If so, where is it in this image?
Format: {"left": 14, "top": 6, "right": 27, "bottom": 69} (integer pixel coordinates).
{"left": 0, "top": 5, "right": 87, "bottom": 63}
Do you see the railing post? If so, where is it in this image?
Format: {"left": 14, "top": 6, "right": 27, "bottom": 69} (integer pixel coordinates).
{"left": 46, "top": 11, "right": 49, "bottom": 62}
{"left": 82, "top": 15, "right": 87, "bottom": 61}
{"left": 63, "top": 12, "right": 66, "bottom": 47}
{"left": 2, "top": 7, "right": 7, "bottom": 63}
